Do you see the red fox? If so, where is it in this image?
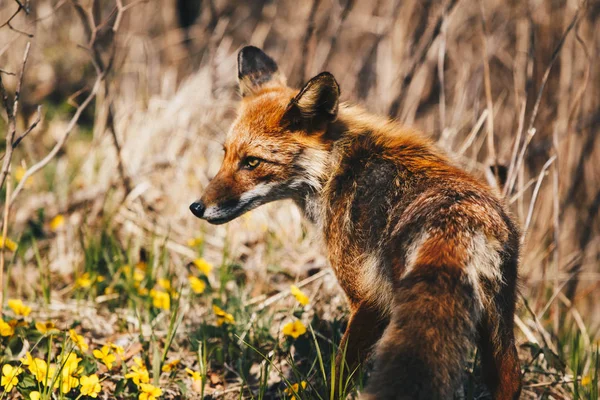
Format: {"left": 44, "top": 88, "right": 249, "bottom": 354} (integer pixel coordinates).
{"left": 190, "top": 46, "right": 521, "bottom": 399}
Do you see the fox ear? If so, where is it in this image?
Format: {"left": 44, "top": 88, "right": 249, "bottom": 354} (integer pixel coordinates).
{"left": 238, "top": 46, "right": 286, "bottom": 97}
{"left": 282, "top": 72, "right": 340, "bottom": 132}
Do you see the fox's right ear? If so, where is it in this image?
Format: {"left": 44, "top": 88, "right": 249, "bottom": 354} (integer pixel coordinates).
{"left": 281, "top": 72, "right": 340, "bottom": 133}
{"left": 238, "top": 46, "right": 286, "bottom": 97}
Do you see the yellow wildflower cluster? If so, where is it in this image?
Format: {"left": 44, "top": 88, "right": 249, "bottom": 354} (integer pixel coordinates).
{"left": 80, "top": 374, "right": 102, "bottom": 398}
{"left": 49, "top": 214, "right": 65, "bottom": 231}
{"left": 125, "top": 357, "right": 150, "bottom": 386}
{"left": 185, "top": 367, "right": 202, "bottom": 381}
{"left": 93, "top": 345, "right": 117, "bottom": 370}
{"left": 188, "top": 275, "right": 206, "bottom": 294}
{"left": 69, "top": 329, "right": 89, "bottom": 352}
{"left": 139, "top": 383, "right": 162, "bottom": 400}
{"left": 187, "top": 237, "right": 203, "bottom": 247}
{"left": 76, "top": 272, "right": 93, "bottom": 288}
{"left": 1, "top": 364, "right": 23, "bottom": 392}
{"left": 17, "top": 352, "right": 100, "bottom": 397}
{"left": 282, "top": 320, "right": 307, "bottom": 339}
{"left": 150, "top": 289, "right": 170, "bottom": 310}
{"left": 125, "top": 358, "right": 162, "bottom": 399}
{"left": 122, "top": 263, "right": 147, "bottom": 295}
{"left": 284, "top": 381, "right": 307, "bottom": 399}
{"left": 290, "top": 285, "right": 310, "bottom": 306}
{"left": 161, "top": 359, "right": 181, "bottom": 372}
{"left": 0, "top": 236, "right": 17, "bottom": 252}
{"left": 212, "top": 304, "right": 235, "bottom": 326}
{"left": 0, "top": 320, "right": 16, "bottom": 337}
{"left": 193, "top": 258, "right": 213, "bottom": 275}
{"left": 8, "top": 299, "right": 31, "bottom": 317}
{"left": 36, "top": 321, "right": 59, "bottom": 335}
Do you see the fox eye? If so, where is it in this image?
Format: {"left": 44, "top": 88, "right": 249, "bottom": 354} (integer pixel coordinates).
{"left": 242, "top": 156, "right": 261, "bottom": 170}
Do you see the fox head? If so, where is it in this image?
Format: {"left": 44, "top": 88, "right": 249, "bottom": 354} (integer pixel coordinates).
{"left": 190, "top": 46, "right": 340, "bottom": 224}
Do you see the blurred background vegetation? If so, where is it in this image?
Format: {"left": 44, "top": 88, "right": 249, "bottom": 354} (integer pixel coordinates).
{"left": 0, "top": 0, "right": 598, "bottom": 398}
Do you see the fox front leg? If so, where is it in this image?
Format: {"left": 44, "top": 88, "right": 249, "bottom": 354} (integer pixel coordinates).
{"left": 334, "top": 302, "right": 388, "bottom": 397}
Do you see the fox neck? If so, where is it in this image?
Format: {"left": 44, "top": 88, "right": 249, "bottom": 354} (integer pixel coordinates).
{"left": 291, "top": 146, "right": 334, "bottom": 224}
{"left": 291, "top": 103, "right": 380, "bottom": 225}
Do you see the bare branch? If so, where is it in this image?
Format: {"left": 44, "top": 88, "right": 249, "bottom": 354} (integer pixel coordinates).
{"left": 10, "top": 74, "right": 104, "bottom": 204}
{"left": 12, "top": 105, "right": 41, "bottom": 148}
{"left": 0, "top": 42, "right": 32, "bottom": 190}
{"left": 505, "top": 11, "right": 580, "bottom": 196}
{"left": 0, "top": 0, "right": 34, "bottom": 37}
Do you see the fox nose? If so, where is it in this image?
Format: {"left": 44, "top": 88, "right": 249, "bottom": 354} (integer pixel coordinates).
{"left": 189, "top": 201, "right": 206, "bottom": 218}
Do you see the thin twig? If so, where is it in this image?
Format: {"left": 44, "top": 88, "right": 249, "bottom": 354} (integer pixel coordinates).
{"left": 503, "top": 99, "right": 526, "bottom": 197}
{"left": 521, "top": 155, "right": 557, "bottom": 244}
{"left": 0, "top": 169, "right": 12, "bottom": 316}
{"left": 0, "top": 0, "right": 34, "bottom": 37}
{"left": 457, "top": 109, "right": 488, "bottom": 155}
{"left": 0, "top": 42, "right": 33, "bottom": 191}
{"left": 387, "top": 0, "right": 459, "bottom": 118}
{"left": 505, "top": 11, "right": 579, "bottom": 196}
{"left": 479, "top": 0, "right": 496, "bottom": 167}
{"left": 10, "top": 74, "right": 104, "bottom": 204}
{"left": 298, "top": 0, "right": 321, "bottom": 85}
{"left": 71, "top": 0, "right": 133, "bottom": 195}
{"left": 12, "top": 105, "right": 41, "bottom": 148}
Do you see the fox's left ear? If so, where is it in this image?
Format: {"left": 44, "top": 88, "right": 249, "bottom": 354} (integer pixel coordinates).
{"left": 282, "top": 72, "right": 340, "bottom": 132}
{"left": 238, "top": 46, "right": 286, "bottom": 97}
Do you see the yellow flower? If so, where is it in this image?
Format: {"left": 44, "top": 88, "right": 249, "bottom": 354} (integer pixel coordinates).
{"left": 282, "top": 320, "right": 307, "bottom": 339}
{"left": 150, "top": 289, "right": 170, "bottom": 310}
{"left": 80, "top": 374, "right": 101, "bottom": 397}
{"left": 290, "top": 285, "right": 310, "bottom": 306}
{"left": 193, "top": 258, "right": 213, "bottom": 275}
{"left": 125, "top": 357, "right": 149, "bottom": 386}
{"left": 581, "top": 375, "right": 591, "bottom": 386}
{"left": 30, "top": 391, "right": 41, "bottom": 400}
{"left": 212, "top": 305, "right": 235, "bottom": 326}
{"left": 59, "top": 372, "right": 79, "bottom": 393}
{"left": 76, "top": 272, "right": 93, "bottom": 288}
{"left": 61, "top": 353, "right": 81, "bottom": 373}
{"left": 137, "top": 287, "right": 149, "bottom": 296}
{"left": 20, "top": 352, "right": 33, "bottom": 366}
{"left": 139, "top": 383, "right": 162, "bottom": 400}
{"left": 0, "top": 236, "right": 17, "bottom": 252}
{"left": 93, "top": 345, "right": 116, "bottom": 370}
{"left": 104, "top": 287, "right": 115, "bottom": 295}
{"left": 0, "top": 320, "right": 15, "bottom": 337}
{"left": 133, "top": 269, "right": 145, "bottom": 282}
{"left": 58, "top": 354, "right": 82, "bottom": 392}
{"left": 188, "top": 276, "right": 206, "bottom": 294}
{"left": 161, "top": 359, "right": 180, "bottom": 372}
{"left": 185, "top": 367, "right": 202, "bottom": 382}
{"left": 15, "top": 166, "right": 33, "bottom": 188}
{"left": 7, "top": 299, "right": 31, "bottom": 317}
{"left": 109, "top": 342, "right": 125, "bottom": 356}
{"left": 35, "top": 321, "right": 59, "bottom": 335}
{"left": 157, "top": 279, "right": 171, "bottom": 290}
{"left": 187, "top": 237, "right": 203, "bottom": 247}
{"left": 69, "top": 329, "right": 89, "bottom": 352}
{"left": 136, "top": 261, "right": 148, "bottom": 271}
{"left": 1, "top": 364, "right": 23, "bottom": 392}
{"left": 284, "top": 381, "right": 307, "bottom": 399}
{"left": 28, "top": 358, "right": 56, "bottom": 385}
{"left": 49, "top": 215, "right": 65, "bottom": 231}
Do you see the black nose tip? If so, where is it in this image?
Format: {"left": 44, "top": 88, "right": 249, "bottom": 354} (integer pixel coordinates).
{"left": 189, "top": 201, "right": 206, "bottom": 218}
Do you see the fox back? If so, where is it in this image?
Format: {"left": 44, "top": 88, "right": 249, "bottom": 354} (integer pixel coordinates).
{"left": 190, "top": 46, "right": 521, "bottom": 400}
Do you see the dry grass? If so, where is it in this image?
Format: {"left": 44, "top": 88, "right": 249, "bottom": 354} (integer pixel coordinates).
{"left": 0, "top": 0, "right": 598, "bottom": 399}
